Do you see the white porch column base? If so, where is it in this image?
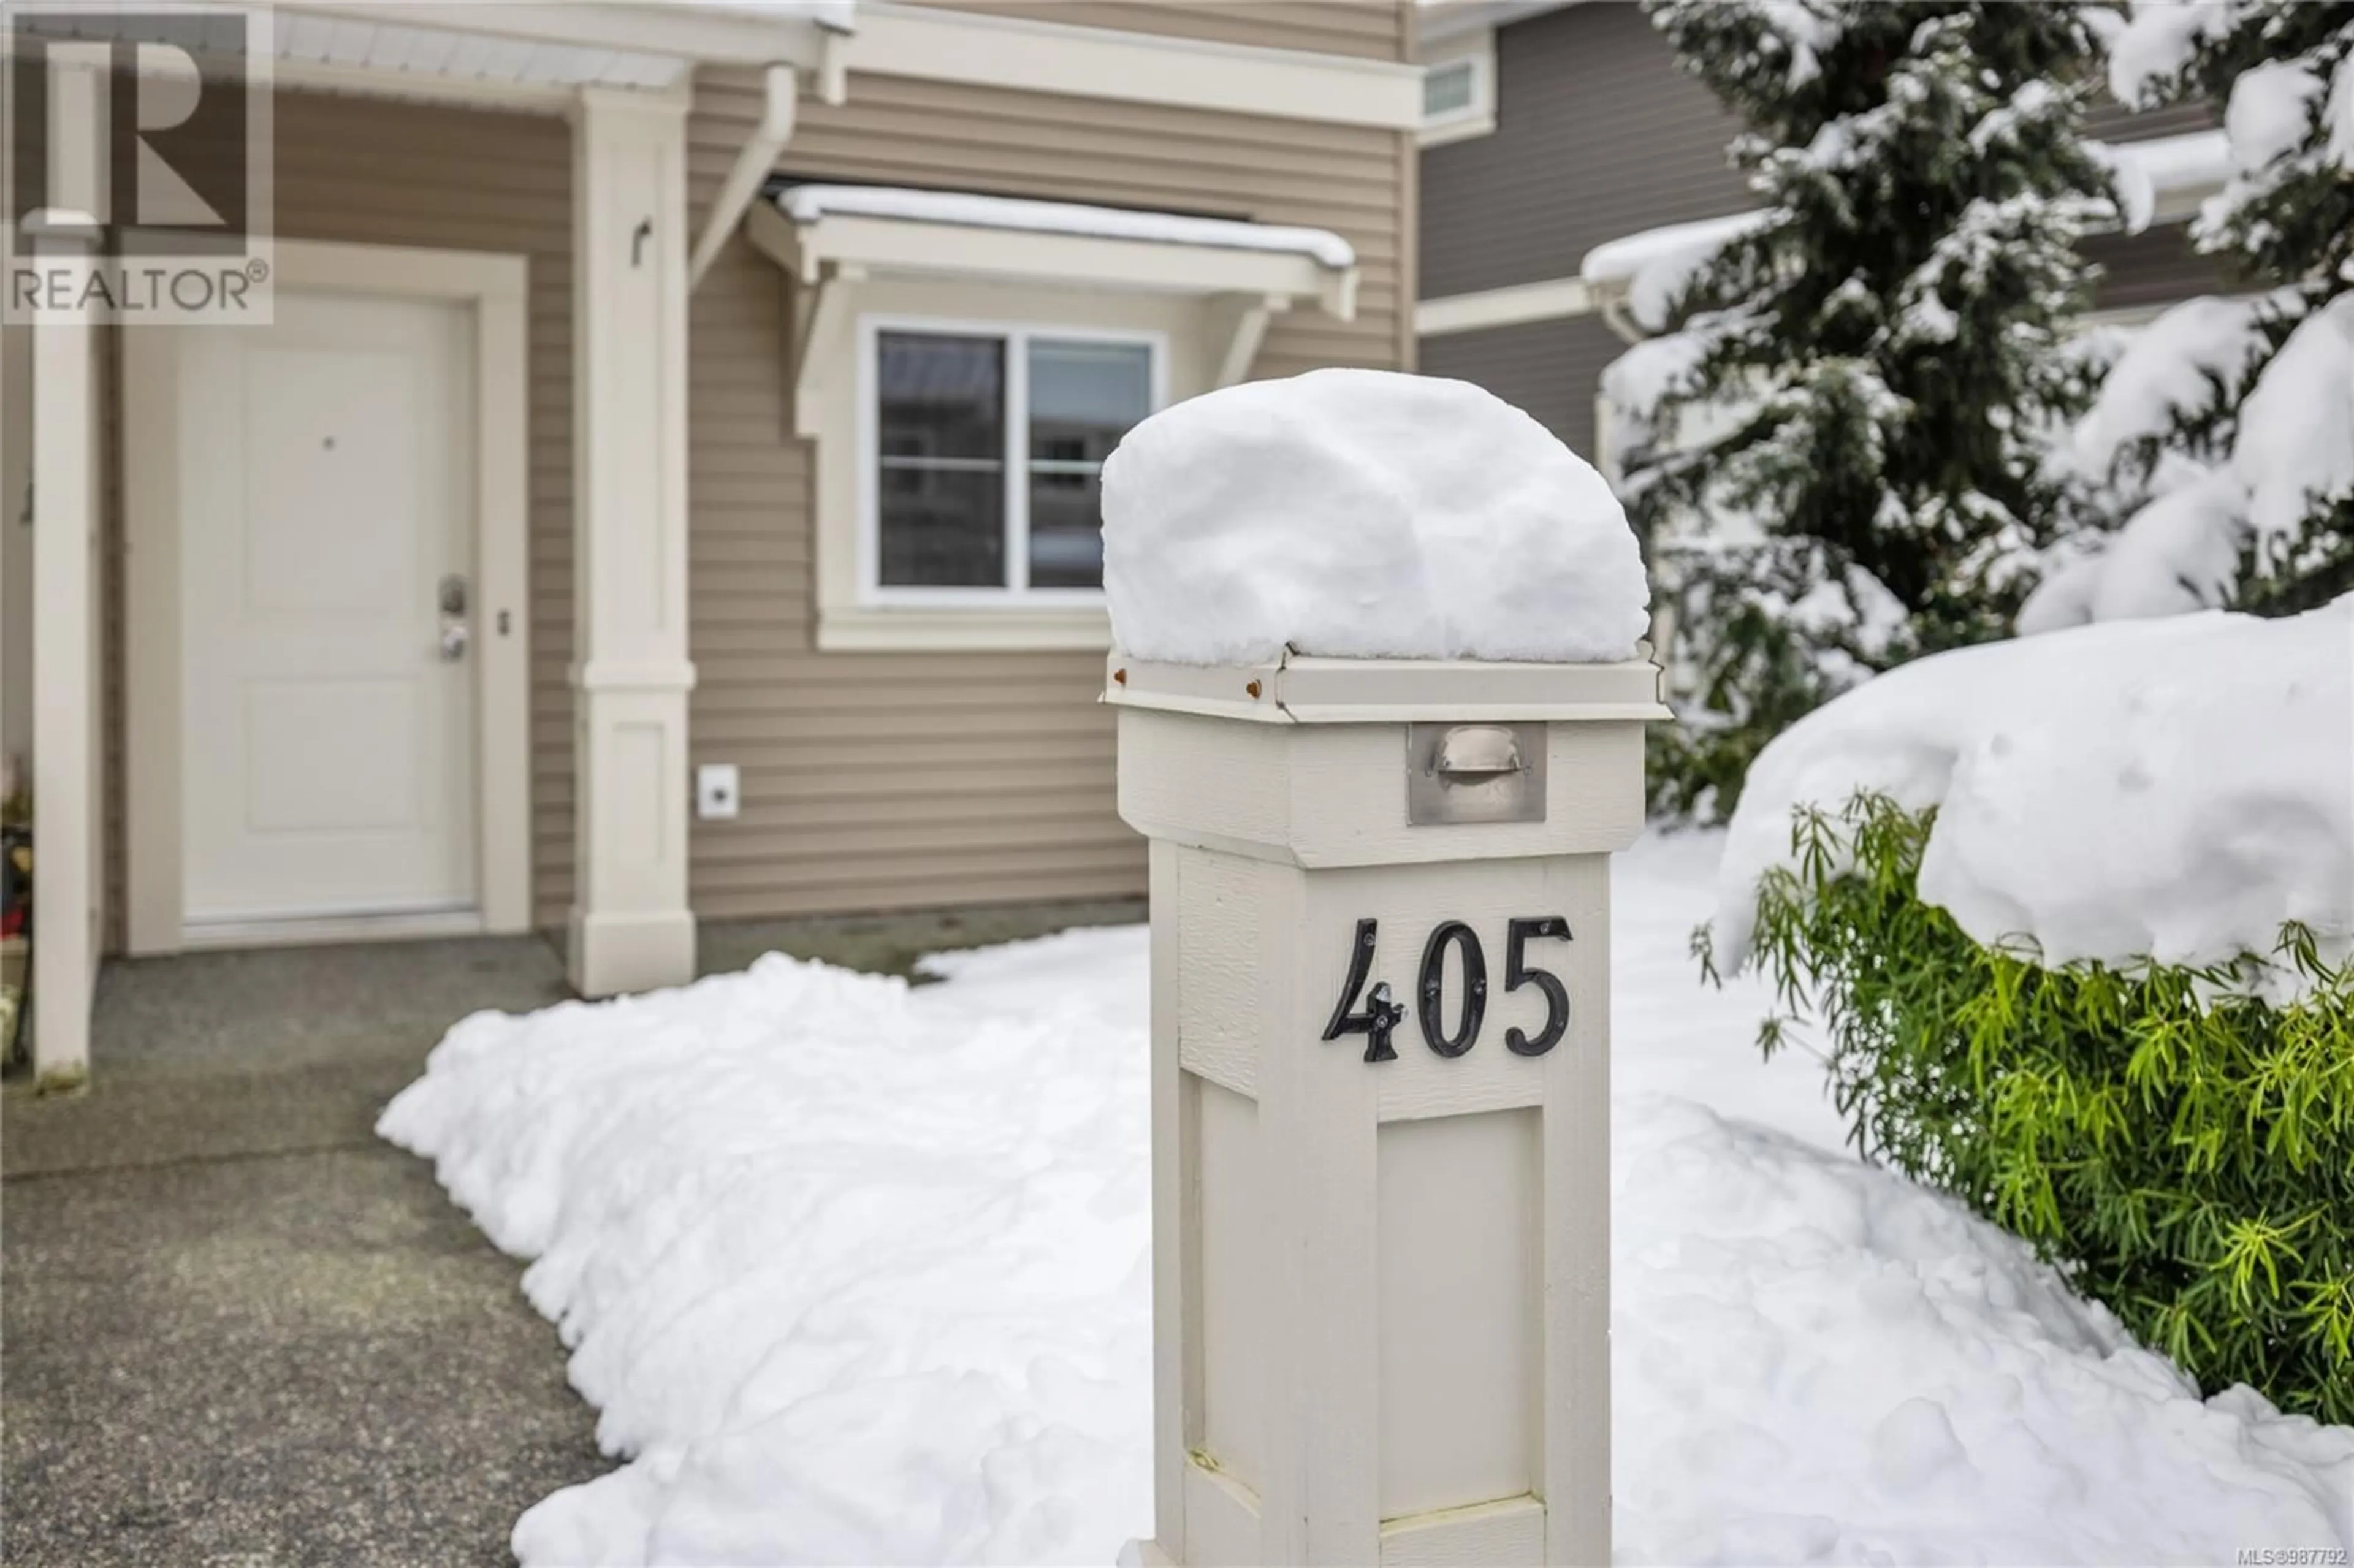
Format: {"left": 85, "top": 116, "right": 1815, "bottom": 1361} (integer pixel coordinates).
{"left": 566, "top": 85, "right": 696, "bottom": 999}
{"left": 568, "top": 907, "right": 698, "bottom": 999}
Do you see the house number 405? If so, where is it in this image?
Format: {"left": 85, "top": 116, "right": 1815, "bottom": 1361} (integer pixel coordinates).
{"left": 1319, "top": 916, "right": 1571, "bottom": 1064}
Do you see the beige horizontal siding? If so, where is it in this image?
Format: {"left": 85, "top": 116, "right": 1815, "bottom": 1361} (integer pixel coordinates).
{"left": 947, "top": 0, "right": 1408, "bottom": 62}
{"left": 685, "top": 66, "right": 1409, "bottom": 918}
{"left": 96, "top": 89, "right": 574, "bottom": 946}
{"left": 101, "top": 71, "right": 1407, "bottom": 938}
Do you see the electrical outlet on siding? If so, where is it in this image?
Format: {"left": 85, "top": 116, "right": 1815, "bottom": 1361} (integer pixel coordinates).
{"left": 696, "top": 763, "right": 741, "bottom": 821}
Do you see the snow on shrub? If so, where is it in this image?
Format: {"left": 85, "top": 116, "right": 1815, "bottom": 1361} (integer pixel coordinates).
{"left": 1705, "top": 791, "right": 2354, "bottom": 1422}
{"left": 1707, "top": 601, "right": 2354, "bottom": 1420}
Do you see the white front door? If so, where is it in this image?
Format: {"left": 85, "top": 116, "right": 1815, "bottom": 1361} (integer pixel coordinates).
{"left": 179, "top": 289, "right": 478, "bottom": 929}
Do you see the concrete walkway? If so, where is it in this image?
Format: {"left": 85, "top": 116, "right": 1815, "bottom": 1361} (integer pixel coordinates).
{"left": 1, "top": 899, "right": 1139, "bottom": 1567}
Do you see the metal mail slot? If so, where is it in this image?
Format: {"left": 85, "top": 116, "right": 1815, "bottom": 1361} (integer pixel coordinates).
{"left": 1406, "top": 720, "right": 1547, "bottom": 826}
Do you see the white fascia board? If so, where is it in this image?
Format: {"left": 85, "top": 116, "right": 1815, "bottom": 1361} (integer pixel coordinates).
{"left": 1417, "top": 276, "right": 1594, "bottom": 336}
{"left": 845, "top": 2, "right": 1422, "bottom": 131}
{"left": 272, "top": 1, "right": 833, "bottom": 70}
{"left": 750, "top": 202, "right": 1354, "bottom": 319}
{"left": 267, "top": 56, "right": 577, "bottom": 112}
{"left": 1417, "top": 0, "right": 1583, "bottom": 47}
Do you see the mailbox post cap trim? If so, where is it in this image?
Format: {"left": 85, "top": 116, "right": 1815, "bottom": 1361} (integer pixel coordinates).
{"left": 1103, "top": 648, "right": 1673, "bottom": 725}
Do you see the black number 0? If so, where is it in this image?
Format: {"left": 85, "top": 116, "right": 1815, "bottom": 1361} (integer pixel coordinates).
{"left": 1417, "top": 921, "right": 1487, "bottom": 1058}
{"left": 1503, "top": 916, "right": 1572, "bottom": 1056}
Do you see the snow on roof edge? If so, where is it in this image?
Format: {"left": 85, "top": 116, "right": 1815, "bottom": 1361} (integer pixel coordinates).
{"left": 771, "top": 184, "right": 1357, "bottom": 271}
{"left": 685, "top": 0, "right": 856, "bottom": 35}
{"left": 1579, "top": 211, "right": 1767, "bottom": 288}
{"left": 2101, "top": 128, "right": 2229, "bottom": 195}
{"left": 1581, "top": 131, "right": 2224, "bottom": 295}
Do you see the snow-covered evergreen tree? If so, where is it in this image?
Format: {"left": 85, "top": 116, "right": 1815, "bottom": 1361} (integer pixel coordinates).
{"left": 1606, "top": 1, "right": 2124, "bottom": 820}
{"left": 2030, "top": 1, "right": 2354, "bottom": 631}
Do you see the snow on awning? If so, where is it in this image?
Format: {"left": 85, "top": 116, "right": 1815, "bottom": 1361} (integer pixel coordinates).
{"left": 749, "top": 183, "right": 1358, "bottom": 321}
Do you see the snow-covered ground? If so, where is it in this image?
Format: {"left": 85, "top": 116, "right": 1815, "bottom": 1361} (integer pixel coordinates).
{"left": 382, "top": 832, "right": 2354, "bottom": 1566}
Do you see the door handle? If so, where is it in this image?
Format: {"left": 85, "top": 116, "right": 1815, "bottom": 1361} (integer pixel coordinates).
{"left": 439, "top": 574, "right": 470, "bottom": 661}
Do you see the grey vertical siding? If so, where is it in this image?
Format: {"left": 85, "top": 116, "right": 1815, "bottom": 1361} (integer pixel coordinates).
{"left": 2088, "top": 96, "right": 2215, "bottom": 142}
{"left": 2088, "top": 227, "right": 2239, "bottom": 312}
{"left": 1420, "top": 314, "right": 1625, "bottom": 462}
{"left": 1420, "top": 2, "right": 1746, "bottom": 300}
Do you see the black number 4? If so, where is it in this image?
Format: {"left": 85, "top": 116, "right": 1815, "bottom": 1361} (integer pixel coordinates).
{"left": 1503, "top": 916, "right": 1572, "bottom": 1056}
{"left": 1320, "top": 918, "right": 1406, "bottom": 1062}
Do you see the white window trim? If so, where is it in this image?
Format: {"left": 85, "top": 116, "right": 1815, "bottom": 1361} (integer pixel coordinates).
{"left": 855, "top": 312, "right": 1168, "bottom": 611}
{"left": 1419, "top": 29, "right": 1497, "bottom": 148}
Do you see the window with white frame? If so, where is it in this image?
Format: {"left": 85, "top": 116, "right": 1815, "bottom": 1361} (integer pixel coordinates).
{"left": 864, "top": 321, "right": 1162, "bottom": 599}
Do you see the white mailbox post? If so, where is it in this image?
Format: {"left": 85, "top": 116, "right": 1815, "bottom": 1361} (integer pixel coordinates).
{"left": 1110, "top": 650, "right": 1668, "bottom": 1568}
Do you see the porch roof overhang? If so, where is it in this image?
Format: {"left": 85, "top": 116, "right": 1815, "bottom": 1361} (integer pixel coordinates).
{"left": 748, "top": 183, "right": 1360, "bottom": 321}
{"left": 12, "top": 1, "right": 854, "bottom": 112}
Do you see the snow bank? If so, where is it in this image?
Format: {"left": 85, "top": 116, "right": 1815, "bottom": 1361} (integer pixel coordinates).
{"left": 771, "top": 185, "right": 1354, "bottom": 270}
{"left": 1099, "top": 369, "right": 1650, "bottom": 666}
{"left": 382, "top": 839, "right": 2354, "bottom": 1565}
{"left": 383, "top": 931, "right": 1156, "bottom": 1566}
{"left": 1716, "top": 601, "right": 2354, "bottom": 992}
{"left": 1613, "top": 1098, "right": 2353, "bottom": 1564}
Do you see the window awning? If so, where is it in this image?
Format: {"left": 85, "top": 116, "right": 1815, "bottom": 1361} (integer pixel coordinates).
{"left": 747, "top": 183, "right": 1360, "bottom": 323}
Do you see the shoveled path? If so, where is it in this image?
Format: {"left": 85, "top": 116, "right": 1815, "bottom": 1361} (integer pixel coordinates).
{"left": 2, "top": 899, "right": 1140, "bottom": 1567}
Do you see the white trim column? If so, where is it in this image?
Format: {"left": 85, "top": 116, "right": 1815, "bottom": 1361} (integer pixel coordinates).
{"left": 23, "top": 213, "right": 103, "bottom": 1090}
{"left": 20, "top": 47, "right": 109, "bottom": 1089}
{"left": 566, "top": 85, "right": 696, "bottom": 997}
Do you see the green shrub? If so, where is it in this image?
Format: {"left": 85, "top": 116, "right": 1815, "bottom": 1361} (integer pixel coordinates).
{"left": 1700, "top": 792, "right": 2354, "bottom": 1422}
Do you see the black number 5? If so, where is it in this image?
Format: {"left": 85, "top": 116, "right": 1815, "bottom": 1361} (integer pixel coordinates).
{"left": 1503, "top": 917, "right": 1572, "bottom": 1056}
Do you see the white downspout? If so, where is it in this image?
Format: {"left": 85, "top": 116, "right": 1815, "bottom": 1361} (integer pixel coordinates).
{"left": 690, "top": 48, "right": 844, "bottom": 292}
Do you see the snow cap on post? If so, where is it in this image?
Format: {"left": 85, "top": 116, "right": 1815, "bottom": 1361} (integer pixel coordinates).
{"left": 1100, "top": 369, "right": 1650, "bottom": 666}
